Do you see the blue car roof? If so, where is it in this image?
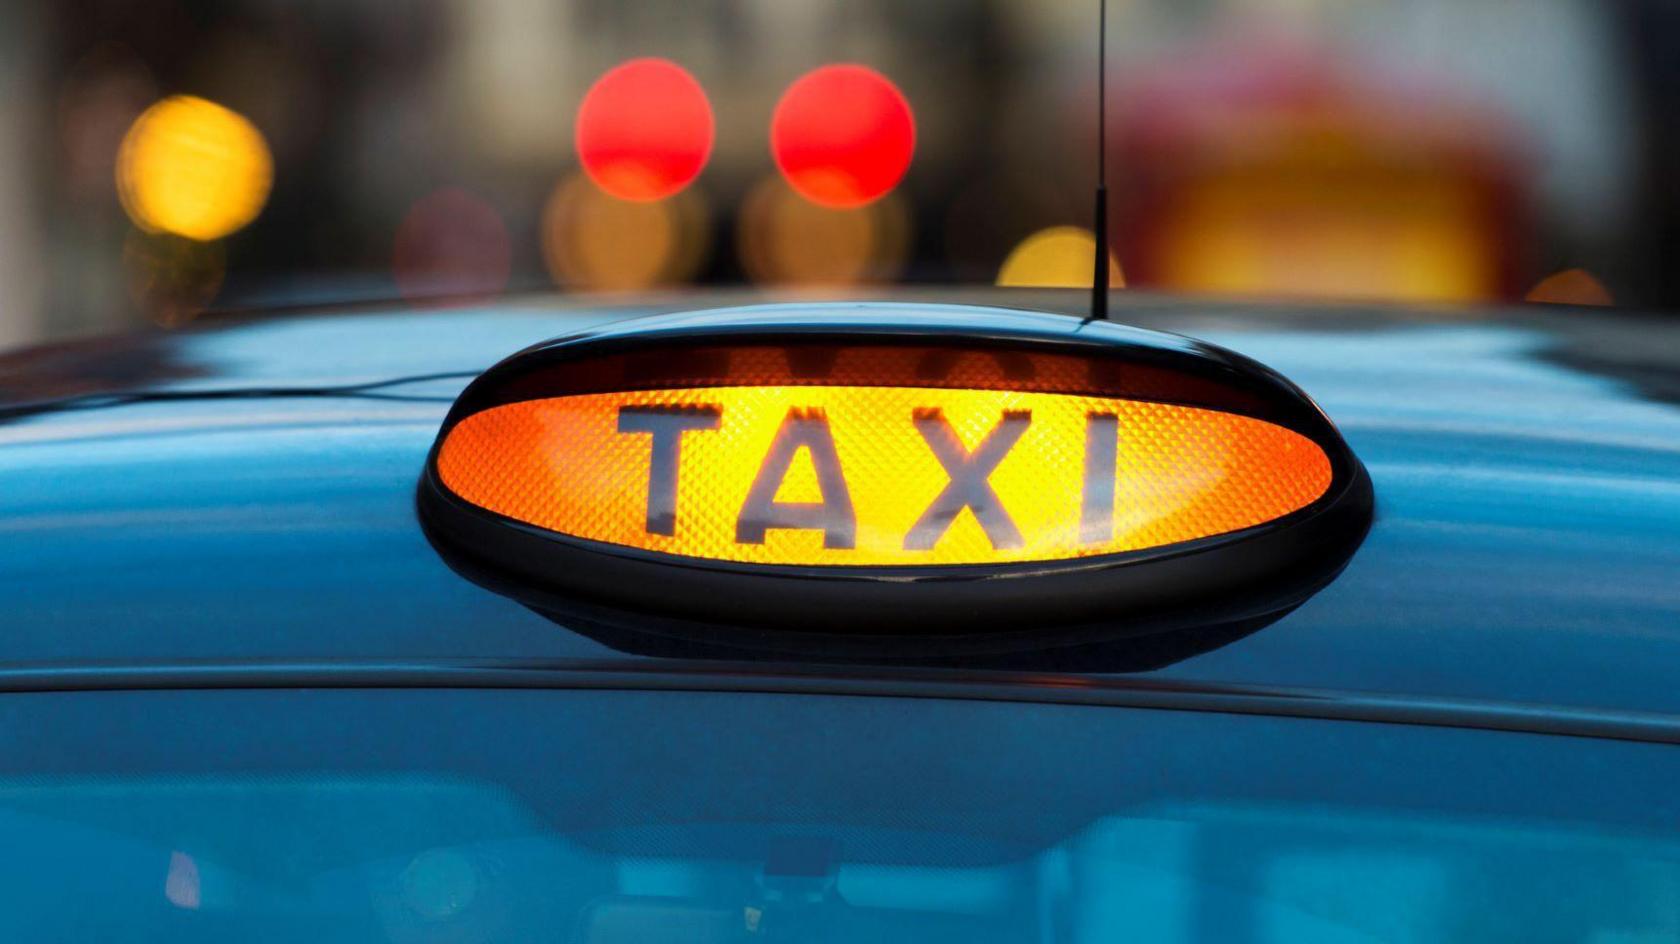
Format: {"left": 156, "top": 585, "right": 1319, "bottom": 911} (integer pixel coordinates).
{"left": 2, "top": 292, "right": 1678, "bottom": 722}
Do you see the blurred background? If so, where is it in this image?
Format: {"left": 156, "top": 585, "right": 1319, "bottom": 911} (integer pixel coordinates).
{"left": 0, "top": 0, "right": 1675, "bottom": 347}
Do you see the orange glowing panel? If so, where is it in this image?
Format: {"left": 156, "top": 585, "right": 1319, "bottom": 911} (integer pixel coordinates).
{"left": 436, "top": 386, "right": 1331, "bottom": 567}
{"left": 575, "top": 58, "right": 714, "bottom": 202}
{"left": 771, "top": 65, "right": 915, "bottom": 208}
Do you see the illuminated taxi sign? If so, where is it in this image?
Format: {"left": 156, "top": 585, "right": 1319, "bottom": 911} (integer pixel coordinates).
{"left": 418, "top": 305, "right": 1372, "bottom": 637}
{"left": 435, "top": 386, "right": 1331, "bottom": 566}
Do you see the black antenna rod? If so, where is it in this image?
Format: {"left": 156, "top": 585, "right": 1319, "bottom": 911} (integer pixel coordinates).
{"left": 1090, "top": 0, "right": 1110, "bottom": 321}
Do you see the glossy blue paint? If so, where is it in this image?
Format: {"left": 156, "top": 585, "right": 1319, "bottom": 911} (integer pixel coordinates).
{"left": 6, "top": 688, "right": 1680, "bottom": 937}
{"left": 1, "top": 298, "right": 1677, "bottom": 718}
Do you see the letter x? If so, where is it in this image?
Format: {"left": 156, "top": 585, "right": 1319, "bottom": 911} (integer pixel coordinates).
{"left": 904, "top": 409, "right": 1030, "bottom": 550}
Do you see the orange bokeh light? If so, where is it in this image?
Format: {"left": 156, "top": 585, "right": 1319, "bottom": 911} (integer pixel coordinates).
{"left": 542, "top": 172, "right": 709, "bottom": 291}
{"left": 1525, "top": 268, "right": 1613, "bottom": 307}
{"left": 122, "top": 230, "right": 226, "bottom": 327}
{"left": 737, "top": 176, "right": 909, "bottom": 285}
{"left": 437, "top": 386, "right": 1331, "bottom": 567}
{"left": 575, "top": 58, "right": 714, "bottom": 202}
{"left": 771, "top": 65, "right": 915, "bottom": 209}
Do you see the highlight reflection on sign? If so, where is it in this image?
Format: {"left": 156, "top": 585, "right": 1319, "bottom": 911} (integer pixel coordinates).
{"left": 437, "top": 386, "right": 1331, "bottom": 567}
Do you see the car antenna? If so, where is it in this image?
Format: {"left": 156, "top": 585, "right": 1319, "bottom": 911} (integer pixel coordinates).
{"left": 1088, "top": 0, "right": 1110, "bottom": 322}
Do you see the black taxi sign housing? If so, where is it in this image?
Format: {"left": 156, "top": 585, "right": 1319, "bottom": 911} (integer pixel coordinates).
{"left": 417, "top": 304, "right": 1371, "bottom": 641}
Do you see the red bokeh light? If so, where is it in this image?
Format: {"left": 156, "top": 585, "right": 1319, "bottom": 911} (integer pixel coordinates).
{"left": 575, "top": 58, "right": 714, "bottom": 202}
{"left": 771, "top": 65, "right": 915, "bottom": 208}
{"left": 391, "top": 188, "right": 512, "bottom": 304}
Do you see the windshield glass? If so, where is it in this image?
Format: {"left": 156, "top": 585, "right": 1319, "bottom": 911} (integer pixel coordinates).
{"left": 1, "top": 0, "right": 1675, "bottom": 342}
{"left": 8, "top": 688, "right": 1678, "bottom": 941}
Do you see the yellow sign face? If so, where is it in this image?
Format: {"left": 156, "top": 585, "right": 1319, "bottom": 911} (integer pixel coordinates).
{"left": 436, "top": 386, "right": 1332, "bottom": 567}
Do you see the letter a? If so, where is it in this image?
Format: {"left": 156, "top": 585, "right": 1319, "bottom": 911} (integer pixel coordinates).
{"left": 736, "top": 408, "right": 856, "bottom": 549}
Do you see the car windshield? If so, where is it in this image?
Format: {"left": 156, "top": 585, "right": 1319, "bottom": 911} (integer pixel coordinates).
{"left": 2, "top": 0, "right": 1676, "bottom": 344}
{"left": 7, "top": 687, "right": 1679, "bottom": 942}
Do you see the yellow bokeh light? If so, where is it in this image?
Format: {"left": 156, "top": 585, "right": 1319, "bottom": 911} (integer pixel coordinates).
{"left": 437, "top": 385, "right": 1330, "bottom": 567}
{"left": 1148, "top": 165, "right": 1495, "bottom": 304}
{"left": 541, "top": 173, "right": 707, "bottom": 291}
{"left": 117, "top": 95, "right": 273, "bottom": 241}
{"left": 996, "top": 226, "right": 1124, "bottom": 288}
